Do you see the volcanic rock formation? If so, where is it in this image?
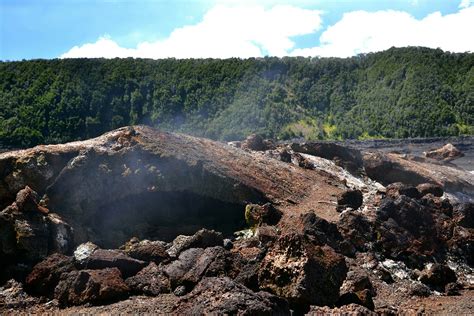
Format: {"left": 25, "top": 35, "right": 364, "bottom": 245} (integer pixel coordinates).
{"left": 0, "top": 126, "right": 472, "bottom": 314}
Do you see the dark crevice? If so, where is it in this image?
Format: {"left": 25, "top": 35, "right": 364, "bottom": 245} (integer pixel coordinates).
{"left": 79, "top": 190, "right": 249, "bottom": 248}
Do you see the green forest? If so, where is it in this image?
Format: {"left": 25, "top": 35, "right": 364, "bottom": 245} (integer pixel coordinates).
{"left": 0, "top": 47, "right": 473, "bottom": 148}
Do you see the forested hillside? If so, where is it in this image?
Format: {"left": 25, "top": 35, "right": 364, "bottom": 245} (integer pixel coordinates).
{"left": 0, "top": 47, "right": 473, "bottom": 147}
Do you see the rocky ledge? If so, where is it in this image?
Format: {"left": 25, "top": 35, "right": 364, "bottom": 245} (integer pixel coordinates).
{"left": 0, "top": 126, "right": 472, "bottom": 314}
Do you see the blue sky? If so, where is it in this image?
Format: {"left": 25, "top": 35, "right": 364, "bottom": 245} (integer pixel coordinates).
{"left": 1, "top": 0, "right": 473, "bottom": 60}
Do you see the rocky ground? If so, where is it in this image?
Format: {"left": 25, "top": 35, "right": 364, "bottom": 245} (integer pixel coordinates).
{"left": 0, "top": 126, "right": 472, "bottom": 315}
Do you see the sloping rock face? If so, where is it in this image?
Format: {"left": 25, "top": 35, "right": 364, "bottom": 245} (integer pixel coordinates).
{"left": 0, "top": 126, "right": 340, "bottom": 249}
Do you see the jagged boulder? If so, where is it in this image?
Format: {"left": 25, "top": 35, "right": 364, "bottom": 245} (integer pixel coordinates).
{"left": 374, "top": 195, "right": 455, "bottom": 267}
{"left": 337, "top": 212, "right": 373, "bottom": 254}
{"left": 301, "top": 212, "right": 344, "bottom": 252}
{"left": 25, "top": 253, "right": 76, "bottom": 296}
{"left": 258, "top": 233, "right": 347, "bottom": 306}
{"left": 0, "top": 187, "right": 73, "bottom": 264}
{"left": 54, "top": 268, "right": 129, "bottom": 306}
{"left": 125, "top": 262, "right": 170, "bottom": 296}
{"left": 173, "top": 277, "right": 289, "bottom": 315}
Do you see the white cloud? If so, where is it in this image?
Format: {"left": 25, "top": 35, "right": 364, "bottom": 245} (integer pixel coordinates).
{"left": 292, "top": 7, "right": 474, "bottom": 58}
{"left": 61, "top": 5, "right": 322, "bottom": 59}
{"left": 459, "top": 0, "right": 473, "bottom": 9}
{"left": 61, "top": 4, "right": 474, "bottom": 59}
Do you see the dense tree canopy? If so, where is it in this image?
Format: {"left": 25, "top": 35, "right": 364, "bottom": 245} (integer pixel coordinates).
{"left": 0, "top": 47, "right": 473, "bottom": 148}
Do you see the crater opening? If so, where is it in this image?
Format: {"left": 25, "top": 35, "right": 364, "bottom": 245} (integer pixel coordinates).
{"left": 80, "top": 191, "right": 249, "bottom": 248}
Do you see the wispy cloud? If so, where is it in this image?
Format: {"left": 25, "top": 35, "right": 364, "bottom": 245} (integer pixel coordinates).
{"left": 61, "top": 5, "right": 322, "bottom": 59}
{"left": 61, "top": 4, "right": 474, "bottom": 59}
{"left": 292, "top": 7, "right": 474, "bottom": 57}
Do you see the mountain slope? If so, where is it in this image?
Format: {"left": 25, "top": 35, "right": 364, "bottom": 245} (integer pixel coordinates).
{"left": 0, "top": 47, "right": 473, "bottom": 147}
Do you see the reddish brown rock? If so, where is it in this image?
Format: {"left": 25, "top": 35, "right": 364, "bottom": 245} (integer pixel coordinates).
{"left": 25, "top": 253, "right": 75, "bottom": 296}
{"left": 54, "top": 267, "right": 129, "bottom": 306}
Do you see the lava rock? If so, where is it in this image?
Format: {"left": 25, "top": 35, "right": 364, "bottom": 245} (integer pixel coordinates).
{"left": 167, "top": 229, "right": 223, "bottom": 258}
{"left": 125, "top": 262, "right": 170, "bottom": 296}
{"left": 54, "top": 267, "right": 129, "bottom": 306}
{"left": 338, "top": 270, "right": 375, "bottom": 310}
{"left": 173, "top": 277, "right": 290, "bottom": 315}
{"left": 416, "top": 183, "right": 444, "bottom": 197}
{"left": 258, "top": 233, "right": 347, "bottom": 306}
{"left": 25, "top": 253, "right": 76, "bottom": 296}
{"left": 14, "top": 186, "right": 42, "bottom": 213}
{"left": 419, "top": 263, "right": 457, "bottom": 291}
{"left": 386, "top": 183, "right": 420, "bottom": 199}
{"left": 407, "top": 282, "right": 431, "bottom": 297}
{"left": 337, "top": 189, "right": 363, "bottom": 211}
{"left": 164, "top": 246, "right": 233, "bottom": 289}
{"left": 337, "top": 211, "right": 373, "bottom": 254}
{"left": 234, "top": 260, "right": 260, "bottom": 291}
{"left": 424, "top": 143, "right": 464, "bottom": 162}
{"left": 122, "top": 238, "right": 170, "bottom": 264}
{"left": 82, "top": 248, "right": 147, "bottom": 278}
{"left": 302, "top": 212, "right": 344, "bottom": 251}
